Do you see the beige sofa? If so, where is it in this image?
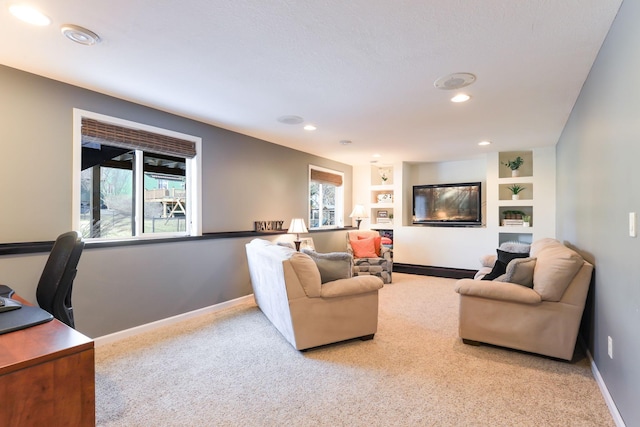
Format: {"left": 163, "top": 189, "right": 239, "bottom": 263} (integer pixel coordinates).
{"left": 454, "top": 238, "right": 593, "bottom": 360}
{"left": 246, "top": 238, "right": 384, "bottom": 350}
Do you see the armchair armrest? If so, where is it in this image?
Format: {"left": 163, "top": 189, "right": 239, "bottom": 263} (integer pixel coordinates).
{"left": 320, "top": 275, "right": 383, "bottom": 298}
{"left": 455, "top": 279, "right": 541, "bottom": 304}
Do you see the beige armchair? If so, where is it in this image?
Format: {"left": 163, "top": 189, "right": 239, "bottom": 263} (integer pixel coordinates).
{"left": 454, "top": 238, "right": 593, "bottom": 360}
{"left": 246, "top": 239, "right": 384, "bottom": 351}
{"left": 346, "top": 230, "right": 393, "bottom": 284}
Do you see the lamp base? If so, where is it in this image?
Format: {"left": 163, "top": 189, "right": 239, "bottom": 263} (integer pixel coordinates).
{"left": 294, "top": 240, "right": 302, "bottom": 251}
{"left": 355, "top": 219, "right": 362, "bottom": 229}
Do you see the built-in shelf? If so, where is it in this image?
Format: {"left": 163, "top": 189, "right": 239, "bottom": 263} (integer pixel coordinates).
{"left": 497, "top": 150, "right": 535, "bottom": 244}
{"left": 369, "top": 165, "right": 395, "bottom": 231}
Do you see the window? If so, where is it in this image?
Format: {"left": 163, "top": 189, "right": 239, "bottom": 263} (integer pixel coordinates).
{"left": 309, "top": 166, "right": 344, "bottom": 229}
{"left": 73, "top": 110, "right": 202, "bottom": 240}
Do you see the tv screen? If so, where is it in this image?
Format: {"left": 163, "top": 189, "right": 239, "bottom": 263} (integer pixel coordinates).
{"left": 413, "top": 182, "right": 482, "bottom": 226}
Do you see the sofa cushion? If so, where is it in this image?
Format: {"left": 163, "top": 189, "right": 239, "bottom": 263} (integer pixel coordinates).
{"left": 288, "top": 252, "right": 322, "bottom": 297}
{"left": 301, "top": 249, "right": 353, "bottom": 283}
{"left": 350, "top": 237, "right": 378, "bottom": 258}
{"left": 531, "top": 240, "right": 584, "bottom": 301}
{"left": 495, "top": 257, "right": 536, "bottom": 288}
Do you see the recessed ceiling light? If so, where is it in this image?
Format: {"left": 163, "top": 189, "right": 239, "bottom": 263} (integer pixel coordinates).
{"left": 478, "top": 140, "right": 491, "bottom": 146}
{"left": 304, "top": 124, "right": 317, "bottom": 131}
{"left": 372, "top": 154, "right": 381, "bottom": 158}
{"left": 277, "top": 115, "right": 304, "bottom": 125}
{"left": 9, "top": 4, "right": 51, "bottom": 26}
{"left": 434, "top": 73, "right": 476, "bottom": 90}
{"left": 61, "top": 24, "right": 101, "bottom": 45}
{"left": 339, "top": 140, "right": 352, "bottom": 145}
{"left": 451, "top": 93, "right": 471, "bottom": 103}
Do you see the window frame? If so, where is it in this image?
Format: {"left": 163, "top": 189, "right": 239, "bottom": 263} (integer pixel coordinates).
{"left": 308, "top": 165, "right": 344, "bottom": 230}
{"left": 72, "top": 109, "right": 202, "bottom": 241}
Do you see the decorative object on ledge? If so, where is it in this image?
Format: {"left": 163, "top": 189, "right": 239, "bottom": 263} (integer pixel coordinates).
{"left": 502, "top": 156, "right": 524, "bottom": 177}
{"left": 349, "top": 205, "right": 368, "bottom": 229}
{"left": 376, "top": 193, "right": 393, "bottom": 203}
{"left": 377, "top": 210, "right": 391, "bottom": 224}
{"left": 254, "top": 220, "right": 285, "bottom": 232}
{"left": 287, "top": 218, "right": 308, "bottom": 251}
{"left": 508, "top": 184, "right": 525, "bottom": 200}
{"left": 378, "top": 168, "right": 391, "bottom": 183}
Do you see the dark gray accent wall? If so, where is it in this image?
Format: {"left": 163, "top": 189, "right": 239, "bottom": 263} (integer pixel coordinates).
{"left": 556, "top": 1, "right": 638, "bottom": 425}
{"left": 0, "top": 64, "right": 352, "bottom": 337}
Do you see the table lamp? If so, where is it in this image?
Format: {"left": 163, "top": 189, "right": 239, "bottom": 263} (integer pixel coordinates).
{"left": 349, "top": 205, "right": 368, "bottom": 229}
{"left": 287, "top": 218, "right": 308, "bottom": 251}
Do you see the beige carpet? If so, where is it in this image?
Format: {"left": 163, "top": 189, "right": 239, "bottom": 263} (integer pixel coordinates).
{"left": 95, "top": 273, "right": 614, "bottom": 426}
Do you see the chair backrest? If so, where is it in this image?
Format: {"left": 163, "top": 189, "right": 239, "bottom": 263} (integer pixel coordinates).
{"left": 36, "top": 231, "right": 85, "bottom": 328}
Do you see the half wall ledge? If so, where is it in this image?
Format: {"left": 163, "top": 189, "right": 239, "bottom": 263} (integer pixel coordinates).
{"left": 0, "top": 227, "right": 358, "bottom": 256}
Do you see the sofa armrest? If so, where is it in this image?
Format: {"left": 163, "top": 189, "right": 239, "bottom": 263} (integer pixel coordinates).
{"left": 320, "top": 275, "right": 384, "bottom": 298}
{"left": 455, "top": 278, "right": 541, "bottom": 304}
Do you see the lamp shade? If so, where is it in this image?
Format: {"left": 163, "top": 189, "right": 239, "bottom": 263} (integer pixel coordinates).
{"left": 349, "top": 205, "right": 368, "bottom": 219}
{"left": 287, "top": 218, "right": 308, "bottom": 234}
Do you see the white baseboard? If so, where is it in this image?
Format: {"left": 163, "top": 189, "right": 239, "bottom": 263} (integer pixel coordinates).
{"left": 94, "top": 294, "right": 255, "bottom": 347}
{"left": 587, "top": 349, "right": 626, "bottom": 427}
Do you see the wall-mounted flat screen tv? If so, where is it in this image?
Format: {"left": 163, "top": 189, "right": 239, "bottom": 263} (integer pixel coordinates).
{"left": 413, "top": 182, "right": 482, "bottom": 227}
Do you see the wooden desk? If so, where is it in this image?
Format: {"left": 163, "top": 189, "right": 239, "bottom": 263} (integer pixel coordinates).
{"left": 0, "top": 295, "right": 95, "bottom": 426}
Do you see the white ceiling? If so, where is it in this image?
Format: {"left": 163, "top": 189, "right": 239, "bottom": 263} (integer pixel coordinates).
{"left": 0, "top": 0, "right": 622, "bottom": 166}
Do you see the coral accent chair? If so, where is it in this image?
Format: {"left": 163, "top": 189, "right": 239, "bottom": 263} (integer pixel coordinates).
{"left": 346, "top": 230, "right": 393, "bottom": 284}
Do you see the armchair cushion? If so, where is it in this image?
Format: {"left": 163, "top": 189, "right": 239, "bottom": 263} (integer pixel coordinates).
{"left": 495, "top": 257, "right": 536, "bottom": 288}
{"left": 531, "top": 239, "right": 584, "bottom": 301}
{"left": 350, "top": 237, "right": 378, "bottom": 258}
{"left": 301, "top": 249, "right": 353, "bottom": 283}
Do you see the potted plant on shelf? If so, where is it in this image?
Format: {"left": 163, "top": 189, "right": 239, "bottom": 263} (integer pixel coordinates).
{"left": 508, "top": 184, "right": 525, "bottom": 200}
{"left": 502, "top": 156, "right": 524, "bottom": 177}
{"left": 378, "top": 168, "right": 391, "bottom": 184}
{"left": 522, "top": 215, "right": 531, "bottom": 227}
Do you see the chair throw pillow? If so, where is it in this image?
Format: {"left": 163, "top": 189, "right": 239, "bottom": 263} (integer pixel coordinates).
{"left": 357, "top": 235, "right": 382, "bottom": 256}
{"left": 481, "top": 249, "right": 530, "bottom": 281}
{"left": 301, "top": 249, "right": 353, "bottom": 284}
{"left": 350, "top": 237, "right": 378, "bottom": 258}
{"left": 495, "top": 257, "right": 536, "bottom": 288}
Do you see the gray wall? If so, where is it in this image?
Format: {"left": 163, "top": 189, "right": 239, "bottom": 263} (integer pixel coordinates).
{"left": 0, "top": 64, "right": 352, "bottom": 338}
{"left": 556, "top": 1, "right": 639, "bottom": 425}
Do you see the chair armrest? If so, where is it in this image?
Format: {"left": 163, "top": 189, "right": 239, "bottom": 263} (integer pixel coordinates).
{"left": 381, "top": 246, "right": 392, "bottom": 261}
{"left": 320, "top": 275, "right": 383, "bottom": 298}
{"left": 455, "top": 279, "right": 541, "bottom": 304}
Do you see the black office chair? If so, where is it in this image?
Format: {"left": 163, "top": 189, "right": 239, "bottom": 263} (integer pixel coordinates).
{"left": 36, "top": 231, "right": 85, "bottom": 328}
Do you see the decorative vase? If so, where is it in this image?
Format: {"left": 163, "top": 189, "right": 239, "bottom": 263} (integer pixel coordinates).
{"left": 511, "top": 169, "right": 520, "bottom": 177}
{"left": 523, "top": 222, "right": 530, "bottom": 227}
{"left": 512, "top": 194, "right": 520, "bottom": 200}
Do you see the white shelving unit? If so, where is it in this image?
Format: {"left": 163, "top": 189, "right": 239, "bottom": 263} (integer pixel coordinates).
{"left": 369, "top": 166, "right": 395, "bottom": 231}
{"left": 495, "top": 149, "right": 554, "bottom": 245}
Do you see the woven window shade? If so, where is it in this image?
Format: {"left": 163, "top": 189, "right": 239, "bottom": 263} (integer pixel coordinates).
{"left": 82, "top": 118, "right": 196, "bottom": 159}
{"left": 311, "top": 169, "right": 343, "bottom": 186}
